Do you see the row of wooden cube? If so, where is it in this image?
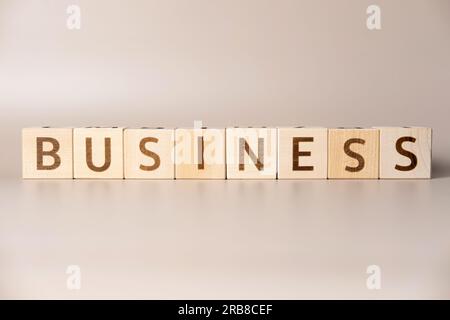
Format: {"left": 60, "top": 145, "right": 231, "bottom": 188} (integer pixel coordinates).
{"left": 22, "top": 127, "right": 432, "bottom": 179}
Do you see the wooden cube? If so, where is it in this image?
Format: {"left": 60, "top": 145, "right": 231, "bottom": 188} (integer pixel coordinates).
{"left": 278, "top": 127, "right": 328, "bottom": 179}
{"left": 124, "top": 128, "right": 175, "bottom": 179}
{"left": 22, "top": 127, "right": 73, "bottom": 179}
{"left": 378, "top": 127, "right": 432, "bottom": 179}
{"left": 73, "top": 127, "right": 124, "bottom": 179}
{"left": 226, "top": 127, "right": 277, "bottom": 179}
{"left": 175, "top": 128, "right": 226, "bottom": 179}
{"left": 328, "top": 128, "right": 379, "bottom": 179}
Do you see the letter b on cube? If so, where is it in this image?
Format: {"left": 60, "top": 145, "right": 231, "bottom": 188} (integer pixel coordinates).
{"left": 22, "top": 127, "right": 73, "bottom": 179}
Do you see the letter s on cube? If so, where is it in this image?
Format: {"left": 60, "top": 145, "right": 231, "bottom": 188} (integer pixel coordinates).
{"left": 378, "top": 127, "right": 432, "bottom": 179}
{"left": 328, "top": 128, "right": 380, "bottom": 179}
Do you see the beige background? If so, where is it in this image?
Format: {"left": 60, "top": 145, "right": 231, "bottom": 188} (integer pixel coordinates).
{"left": 0, "top": 0, "right": 449, "bottom": 299}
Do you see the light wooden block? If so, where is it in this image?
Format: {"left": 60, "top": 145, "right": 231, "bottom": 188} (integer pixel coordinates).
{"left": 226, "top": 127, "right": 277, "bottom": 179}
{"left": 175, "top": 128, "right": 226, "bottom": 179}
{"left": 278, "top": 127, "right": 328, "bottom": 179}
{"left": 73, "top": 127, "right": 124, "bottom": 179}
{"left": 124, "top": 128, "right": 175, "bottom": 179}
{"left": 328, "top": 128, "right": 379, "bottom": 179}
{"left": 378, "top": 127, "right": 432, "bottom": 179}
{"left": 22, "top": 127, "right": 73, "bottom": 179}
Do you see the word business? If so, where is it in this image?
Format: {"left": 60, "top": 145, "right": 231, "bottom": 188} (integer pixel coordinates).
{"left": 22, "top": 127, "right": 432, "bottom": 180}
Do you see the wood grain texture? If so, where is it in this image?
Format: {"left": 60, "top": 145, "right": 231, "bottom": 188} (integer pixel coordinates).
{"left": 73, "top": 127, "right": 124, "bottom": 179}
{"left": 175, "top": 128, "right": 226, "bottom": 179}
{"left": 277, "top": 127, "right": 327, "bottom": 179}
{"left": 226, "top": 128, "right": 277, "bottom": 179}
{"left": 328, "top": 128, "right": 379, "bottom": 179}
{"left": 22, "top": 127, "right": 73, "bottom": 179}
{"left": 378, "top": 127, "right": 432, "bottom": 179}
{"left": 124, "top": 128, "right": 175, "bottom": 179}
